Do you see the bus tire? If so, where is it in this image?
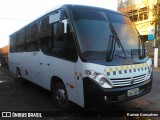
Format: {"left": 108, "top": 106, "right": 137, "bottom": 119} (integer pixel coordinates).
{"left": 52, "top": 82, "right": 72, "bottom": 111}
{"left": 16, "top": 68, "right": 25, "bottom": 84}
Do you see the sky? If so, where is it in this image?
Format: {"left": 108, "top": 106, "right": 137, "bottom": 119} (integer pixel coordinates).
{"left": 0, "top": 0, "right": 117, "bottom": 48}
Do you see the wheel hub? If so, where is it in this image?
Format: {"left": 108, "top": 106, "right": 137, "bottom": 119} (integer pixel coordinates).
{"left": 16, "top": 70, "right": 21, "bottom": 78}
{"left": 56, "top": 89, "right": 67, "bottom": 105}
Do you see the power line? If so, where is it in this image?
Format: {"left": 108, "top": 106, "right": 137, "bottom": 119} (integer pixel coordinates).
{"left": 0, "top": 17, "right": 31, "bottom": 22}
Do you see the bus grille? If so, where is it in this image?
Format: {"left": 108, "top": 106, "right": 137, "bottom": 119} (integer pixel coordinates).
{"left": 109, "top": 74, "right": 146, "bottom": 87}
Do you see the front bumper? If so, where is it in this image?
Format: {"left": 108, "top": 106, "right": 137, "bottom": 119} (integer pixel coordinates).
{"left": 83, "top": 74, "right": 152, "bottom": 108}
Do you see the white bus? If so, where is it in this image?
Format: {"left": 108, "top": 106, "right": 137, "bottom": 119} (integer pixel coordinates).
{"left": 8, "top": 4, "right": 153, "bottom": 110}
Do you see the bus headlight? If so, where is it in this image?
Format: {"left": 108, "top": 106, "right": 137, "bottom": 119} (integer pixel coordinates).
{"left": 99, "top": 77, "right": 106, "bottom": 85}
{"left": 146, "top": 66, "right": 152, "bottom": 80}
{"left": 85, "top": 70, "right": 112, "bottom": 88}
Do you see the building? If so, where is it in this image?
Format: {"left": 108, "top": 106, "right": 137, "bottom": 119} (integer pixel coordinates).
{"left": 118, "top": 0, "right": 160, "bottom": 66}
{"left": 0, "top": 45, "right": 8, "bottom": 67}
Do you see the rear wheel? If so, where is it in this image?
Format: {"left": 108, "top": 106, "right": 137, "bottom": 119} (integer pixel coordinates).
{"left": 52, "top": 82, "right": 72, "bottom": 110}
{"left": 16, "top": 68, "right": 21, "bottom": 79}
{"left": 16, "top": 68, "right": 25, "bottom": 84}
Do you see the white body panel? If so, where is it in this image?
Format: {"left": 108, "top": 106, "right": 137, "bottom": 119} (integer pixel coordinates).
{"left": 8, "top": 49, "right": 152, "bottom": 108}
{"left": 21, "top": 52, "right": 41, "bottom": 85}
{"left": 8, "top": 51, "right": 85, "bottom": 107}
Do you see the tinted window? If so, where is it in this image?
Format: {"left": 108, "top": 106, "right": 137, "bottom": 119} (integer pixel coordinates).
{"left": 26, "top": 23, "right": 39, "bottom": 51}
{"left": 72, "top": 10, "right": 111, "bottom": 53}
{"left": 72, "top": 9, "right": 140, "bottom": 59}
{"left": 16, "top": 29, "right": 25, "bottom": 52}
{"left": 40, "top": 11, "right": 77, "bottom": 61}
{"left": 40, "top": 16, "right": 52, "bottom": 53}
{"left": 108, "top": 12, "right": 132, "bottom": 24}
{"left": 52, "top": 20, "right": 77, "bottom": 61}
{"left": 107, "top": 12, "right": 139, "bottom": 52}
{"left": 10, "top": 34, "right": 16, "bottom": 53}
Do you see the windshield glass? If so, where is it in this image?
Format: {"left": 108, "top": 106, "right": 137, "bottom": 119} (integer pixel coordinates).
{"left": 107, "top": 12, "right": 139, "bottom": 57}
{"left": 71, "top": 9, "right": 140, "bottom": 59}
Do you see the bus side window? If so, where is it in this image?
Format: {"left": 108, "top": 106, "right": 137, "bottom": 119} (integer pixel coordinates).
{"left": 10, "top": 34, "right": 16, "bottom": 53}
{"left": 39, "top": 10, "right": 77, "bottom": 61}
{"left": 52, "top": 20, "right": 77, "bottom": 61}
{"left": 39, "top": 16, "right": 52, "bottom": 53}
{"left": 16, "top": 29, "right": 25, "bottom": 52}
{"left": 26, "top": 23, "right": 39, "bottom": 51}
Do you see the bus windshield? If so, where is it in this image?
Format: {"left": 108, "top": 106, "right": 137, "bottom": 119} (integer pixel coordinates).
{"left": 71, "top": 9, "right": 140, "bottom": 60}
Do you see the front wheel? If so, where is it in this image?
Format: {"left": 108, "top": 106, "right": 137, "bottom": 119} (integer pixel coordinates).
{"left": 52, "top": 82, "right": 72, "bottom": 110}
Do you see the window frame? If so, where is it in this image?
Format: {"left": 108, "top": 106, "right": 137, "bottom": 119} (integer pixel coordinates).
{"left": 25, "top": 22, "right": 39, "bottom": 52}
{"left": 10, "top": 34, "right": 17, "bottom": 53}
{"left": 16, "top": 29, "right": 25, "bottom": 52}
{"left": 39, "top": 9, "right": 78, "bottom": 62}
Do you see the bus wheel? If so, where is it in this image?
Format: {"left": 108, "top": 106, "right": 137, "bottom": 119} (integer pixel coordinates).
{"left": 16, "top": 68, "right": 24, "bottom": 84}
{"left": 52, "top": 82, "right": 72, "bottom": 110}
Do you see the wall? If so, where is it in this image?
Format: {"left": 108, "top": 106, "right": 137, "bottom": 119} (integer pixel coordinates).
{"left": 0, "top": 45, "right": 8, "bottom": 67}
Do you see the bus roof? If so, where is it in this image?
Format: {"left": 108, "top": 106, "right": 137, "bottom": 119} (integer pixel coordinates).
{"left": 10, "top": 4, "right": 124, "bottom": 36}
{"left": 44, "top": 4, "right": 123, "bottom": 19}
{"left": 39, "top": 4, "right": 120, "bottom": 16}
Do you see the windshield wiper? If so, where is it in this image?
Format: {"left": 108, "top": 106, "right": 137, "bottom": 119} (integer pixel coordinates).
{"left": 106, "top": 34, "right": 116, "bottom": 61}
{"left": 105, "top": 14, "right": 127, "bottom": 62}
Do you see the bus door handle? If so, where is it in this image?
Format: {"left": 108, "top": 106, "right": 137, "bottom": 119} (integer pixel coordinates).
{"left": 47, "top": 63, "right": 50, "bottom": 66}
{"left": 40, "top": 63, "right": 42, "bottom": 65}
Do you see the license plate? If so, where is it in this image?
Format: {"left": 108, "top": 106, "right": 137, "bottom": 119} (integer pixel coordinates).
{"left": 127, "top": 88, "right": 139, "bottom": 97}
